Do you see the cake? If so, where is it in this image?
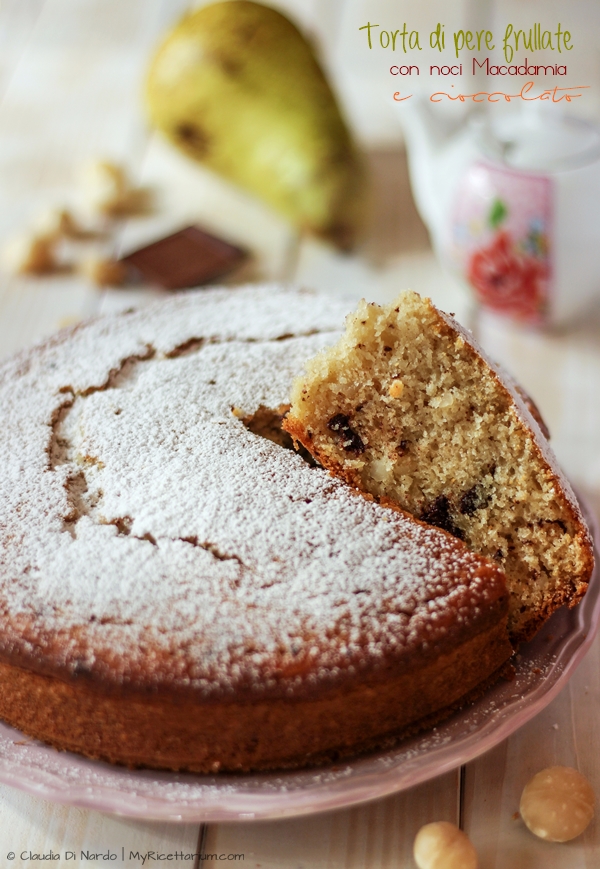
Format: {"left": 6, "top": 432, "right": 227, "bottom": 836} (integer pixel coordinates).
{"left": 0, "top": 285, "right": 513, "bottom": 772}
{"left": 284, "top": 291, "right": 594, "bottom": 643}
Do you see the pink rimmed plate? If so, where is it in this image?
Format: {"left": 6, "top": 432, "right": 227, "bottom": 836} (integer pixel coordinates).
{"left": 0, "top": 497, "right": 597, "bottom": 822}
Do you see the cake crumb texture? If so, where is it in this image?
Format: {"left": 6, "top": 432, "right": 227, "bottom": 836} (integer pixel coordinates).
{"left": 285, "top": 291, "right": 594, "bottom": 641}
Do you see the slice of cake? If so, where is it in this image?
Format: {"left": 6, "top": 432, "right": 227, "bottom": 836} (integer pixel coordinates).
{"left": 284, "top": 291, "right": 594, "bottom": 642}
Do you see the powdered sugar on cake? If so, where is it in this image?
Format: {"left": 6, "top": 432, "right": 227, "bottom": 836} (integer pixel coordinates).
{"left": 0, "top": 286, "right": 506, "bottom": 698}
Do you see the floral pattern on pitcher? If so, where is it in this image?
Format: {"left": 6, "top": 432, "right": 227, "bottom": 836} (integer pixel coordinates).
{"left": 451, "top": 163, "right": 552, "bottom": 324}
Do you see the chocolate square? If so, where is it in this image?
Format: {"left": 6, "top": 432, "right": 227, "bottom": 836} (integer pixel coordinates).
{"left": 122, "top": 226, "right": 247, "bottom": 290}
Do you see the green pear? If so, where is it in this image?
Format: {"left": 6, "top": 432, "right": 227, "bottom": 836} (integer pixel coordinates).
{"left": 146, "top": 1, "right": 365, "bottom": 248}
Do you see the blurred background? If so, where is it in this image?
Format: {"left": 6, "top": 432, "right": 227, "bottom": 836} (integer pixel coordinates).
{"left": 1, "top": 0, "right": 600, "bottom": 493}
{"left": 2, "top": 0, "right": 600, "bottom": 309}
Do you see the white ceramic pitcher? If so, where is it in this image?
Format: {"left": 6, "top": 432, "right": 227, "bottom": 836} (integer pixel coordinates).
{"left": 397, "top": 99, "right": 600, "bottom": 326}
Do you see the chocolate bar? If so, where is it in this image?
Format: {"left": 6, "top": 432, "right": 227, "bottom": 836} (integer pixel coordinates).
{"left": 122, "top": 226, "right": 247, "bottom": 290}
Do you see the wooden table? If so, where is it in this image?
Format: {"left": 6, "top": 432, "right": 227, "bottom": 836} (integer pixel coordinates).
{"left": 0, "top": 1, "right": 599, "bottom": 866}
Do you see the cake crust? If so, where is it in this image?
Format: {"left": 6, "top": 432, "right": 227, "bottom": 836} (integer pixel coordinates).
{"left": 0, "top": 627, "right": 509, "bottom": 772}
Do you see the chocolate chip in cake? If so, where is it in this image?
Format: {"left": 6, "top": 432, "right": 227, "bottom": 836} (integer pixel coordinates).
{"left": 459, "top": 485, "right": 490, "bottom": 516}
{"left": 327, "top": 413, "right": 365, "bottom": 454}
{"left": 421, "top": 496, "right": 465, "bottom": 540}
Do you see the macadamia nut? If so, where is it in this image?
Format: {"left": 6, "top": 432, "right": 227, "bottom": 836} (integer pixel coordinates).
{"left": 2, "top": 233, "right": 57, "bottom": 275}
{"left": 520, "top": 766, "right": 595, "bottom": 842}
{"left": 33, "top": 207, "right": 80, "bottom": 240}
{"left": 389, "top": 379, "right": 404, "bottom": 398}
{"left": 79, "top": 255, "right": 126, "bottom": 287}
{"left": 413, "top": 821, "right": 478, "bottom": 869}
{"left": 80, "top": 160, "right": 131, "bottom": 216}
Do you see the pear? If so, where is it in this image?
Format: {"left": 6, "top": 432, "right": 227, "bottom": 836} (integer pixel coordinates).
{"left": 146, "top": 1, "right": 365, "bottom": 249}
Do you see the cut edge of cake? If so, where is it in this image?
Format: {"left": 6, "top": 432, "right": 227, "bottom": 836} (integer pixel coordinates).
{"left": 283, "top": 290, "right": 594, "bottom": 643}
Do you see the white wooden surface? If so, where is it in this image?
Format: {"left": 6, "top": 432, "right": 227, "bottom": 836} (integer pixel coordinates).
{"left": 0, "top": 2, "right": 599, "bottom": 867}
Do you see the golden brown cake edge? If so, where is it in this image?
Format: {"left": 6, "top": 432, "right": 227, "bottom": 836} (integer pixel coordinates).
{"left": 0, "top": 620, "right": 511, "bottom": 773}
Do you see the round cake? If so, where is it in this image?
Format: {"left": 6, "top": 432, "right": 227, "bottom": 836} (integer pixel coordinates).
{"left": 0, "top": 285, "right": 512, "bottom": 772}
